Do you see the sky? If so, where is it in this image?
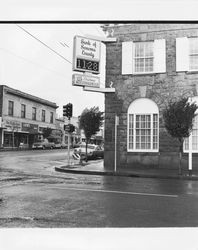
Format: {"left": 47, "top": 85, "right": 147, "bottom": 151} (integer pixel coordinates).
{"left": 0, "top": 23, "right": 106, "bottom": 118}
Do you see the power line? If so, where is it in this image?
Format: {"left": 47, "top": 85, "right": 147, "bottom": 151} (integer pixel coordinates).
{"left": 16, "top": 24, "right": 72, "bottom": 64}
{"left": 0, "top": 48, "right": 71, "bottom": 79}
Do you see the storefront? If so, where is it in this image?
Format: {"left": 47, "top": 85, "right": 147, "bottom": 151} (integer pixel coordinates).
{"left": 2, "top": 120, "right": 39, "bottom": 148}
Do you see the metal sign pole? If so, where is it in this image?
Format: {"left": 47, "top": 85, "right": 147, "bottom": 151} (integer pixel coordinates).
{"left": 188, "top": 134, "right": 192, "bottom": 175}
{"left": 68, "top": 133, "right": 70, "bottom": 166}
{"left": 114, "top": 115, "right": 119, "bottom": 172}
{"left": 67, "top": 118, "right": 71, "bottom": 166}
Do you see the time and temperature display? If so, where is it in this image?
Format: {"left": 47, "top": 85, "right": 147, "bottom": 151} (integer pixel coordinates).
{"left": 76, "top": 58, "right": 100, "bottom": 74}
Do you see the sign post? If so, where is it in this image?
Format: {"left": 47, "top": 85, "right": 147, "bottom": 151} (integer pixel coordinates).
{"left": 188, "top": 134, "right": 192, "bottom": 176}
{"left": 67, "top": 119, "right": 71, "bottom": 166}
{"left": 68, "top": 131, "right": 70, "bottom": 166}
{"left": 114, "top": 115, "right": 119, "bottom": 172}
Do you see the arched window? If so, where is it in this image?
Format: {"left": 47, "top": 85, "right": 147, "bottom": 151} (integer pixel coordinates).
{"left": 184, "top": 96, "right": 198, "bottom": 152}
{"left": 127, "top": 98, "right": 159, "bottom": 152}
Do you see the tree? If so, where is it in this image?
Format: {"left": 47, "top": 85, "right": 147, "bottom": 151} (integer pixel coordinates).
{"left": 163, "top": 97, "right": 197, "bottom": 175}
{"left": 79, "top": 107, "right": 104, "bottom": 161}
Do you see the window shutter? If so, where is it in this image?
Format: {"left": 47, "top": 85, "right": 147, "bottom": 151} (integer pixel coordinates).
{"left": 176, "top": 37, "right": 189, "bottom": 72}
{"left": 154, "top": 39, "right": 166, "bottom": 73}
{"left": 122, "top": 41, "right": 133, "bottom": 74}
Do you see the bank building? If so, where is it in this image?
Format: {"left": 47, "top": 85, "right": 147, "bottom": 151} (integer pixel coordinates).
{"left": 103, "top": 23, "right": 198, "bottom": 171}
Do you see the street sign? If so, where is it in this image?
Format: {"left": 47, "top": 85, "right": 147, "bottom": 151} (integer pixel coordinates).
{"left": 72, "top": 73, "right": 100, "bottom": 88}
{"left": 64, "top": 124, "right": 70, "bottom": 132}
{"left": 73, "top": 36, "right": 101, "bottom": 74}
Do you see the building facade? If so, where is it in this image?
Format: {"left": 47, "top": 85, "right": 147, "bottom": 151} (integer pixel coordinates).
{"left": 0, "top": 85, "right": 58, "bottom": 149}
{"left": 103, "top": 23, "right": 198, "bottom": 170}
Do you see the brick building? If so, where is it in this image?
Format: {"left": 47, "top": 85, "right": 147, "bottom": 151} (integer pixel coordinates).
{"left": 103, "top": 23, "right": 198, "bottom": 171}
{"left": 0, "top": 85, "right": 58, "bottom": 149}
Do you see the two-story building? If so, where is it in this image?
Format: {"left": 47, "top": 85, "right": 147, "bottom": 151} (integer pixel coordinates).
{"left": 103, "top": 23, "right": 198, "bottom": 171}
{"left": 0, "top": 85, "right": 58, "bottom": 149}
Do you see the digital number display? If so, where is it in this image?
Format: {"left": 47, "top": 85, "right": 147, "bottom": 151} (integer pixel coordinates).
{"left": 76, "top": 58, "right": 99, "bottom": 74}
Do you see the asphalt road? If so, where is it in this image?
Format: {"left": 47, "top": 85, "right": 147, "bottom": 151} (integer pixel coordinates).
{"left": 0, "top": 149, "right": 198, "bottom": 227}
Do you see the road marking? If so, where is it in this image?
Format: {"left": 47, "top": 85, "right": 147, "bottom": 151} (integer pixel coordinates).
{"left": 48, "top": 186, "right": 178, "bottom": 198}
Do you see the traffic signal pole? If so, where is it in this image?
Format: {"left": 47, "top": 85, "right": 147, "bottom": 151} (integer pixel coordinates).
{"left": 63, "top": 103, "right": 73, "bottom": 166}
{"left": 68, "top": 134, "right": 70, "bottom": 166}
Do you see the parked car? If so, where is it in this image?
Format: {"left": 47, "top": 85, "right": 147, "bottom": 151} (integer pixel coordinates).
{"left": 75, "top": 144, "right": 104, "bottom": 160}
{"left": 54, "top": 142, "right": 68, "bottom": 149}
{"left": 32, "top": 139, "right": 55, "bottom": 149}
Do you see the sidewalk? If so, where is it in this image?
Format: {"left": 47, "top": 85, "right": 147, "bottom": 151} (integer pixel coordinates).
{"left": 55, "top": 160, "right": 198, "bottom": 180}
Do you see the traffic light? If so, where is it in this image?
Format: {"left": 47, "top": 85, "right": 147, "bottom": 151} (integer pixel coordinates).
{"left": 67, "top": 103, "right": 73, "bottom": 119}
{"left": 63, "top": 105, "right": 67, "bottom": 117}
{"left": 63, "top": 103, "right": 73, "bottom": 119}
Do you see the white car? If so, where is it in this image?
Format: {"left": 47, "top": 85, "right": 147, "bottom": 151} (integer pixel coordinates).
{"left": 75, "top": 144, "right": 104, "bottom": 159}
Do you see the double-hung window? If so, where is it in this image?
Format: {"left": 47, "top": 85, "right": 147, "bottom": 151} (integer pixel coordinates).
{"left": 122, "top": 39, "right": 166, "bottom": 75}
{"left": 50, "top": 112, "right": 53, "bottom": 124}
{"left": 176, "top": 37, "right": 198, "bottom": 72}
{"left": 184, "top": 115, "right": 198, "bottom": 152}
{"left": 184, "top": 97, "right": 198, "bottom": 153}
{"left": 21, "top": 104, "right": 26, "bottom": 118}
{"left": 41, "top": 110, "right": 45, "bottom": 122}
{"left": 8, "top": 101, "right": 14, "bottom": 116}
{"left": 128, "top": 98, "right": 159, "bottom": 152}
{"left": 134, "top": 42, "right": 154, "bottom": 73}
{"left": 32, "top": 107, "right": 36, "bottom": 120}
{"left": 189, "top": 38, "right": 198, "bottom": 71}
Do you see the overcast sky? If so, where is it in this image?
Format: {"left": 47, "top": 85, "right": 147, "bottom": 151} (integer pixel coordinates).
{"left": 0, "top": 23, "right": 106, "bottom": 117}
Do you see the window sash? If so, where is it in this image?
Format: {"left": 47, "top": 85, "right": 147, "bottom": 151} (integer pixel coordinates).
{"left": 184, "top": 115, "right": 198, "bottom": 152}
{"left": 21, "top": 104, "right": 26, "bottom": 118}
{"left": 41, "top": 110, "right": 45, "bottom": 122}
{"left": 50, "top": 112, "right": 53, "bottom": 123}
{"left": 8, "top": 101, "right": 14, "bottom": 116}
{"left": 32, "top": 107, "right": 36, "bottom": 120}
{"left": 128, "top": 113, "right": 158, "bottom": 151}
{"left": 134, "top": 42, "right": 154, "bottom": 73}
{"left": 189, "top": 38, "right": 198, "bottom": 71}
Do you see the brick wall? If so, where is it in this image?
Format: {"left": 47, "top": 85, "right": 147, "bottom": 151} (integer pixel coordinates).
{"left": 104, "top": 23, "right": 198, "bottom": 170}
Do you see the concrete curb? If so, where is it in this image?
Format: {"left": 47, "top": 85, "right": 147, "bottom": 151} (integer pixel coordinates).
{"left": 54, "top": 166, "right": 198, "bottom": 181}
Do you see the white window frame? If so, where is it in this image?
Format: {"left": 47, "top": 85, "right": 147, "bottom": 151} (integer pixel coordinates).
{"left": 133, "top": 41, "right": 154, "bottom": 74}
{"left": 127, "top": 98, "right": 159, "bottom": 153}
{"left": 184, "top": 96, "right": 198, "bottom": 153}
{"left": 189, "top": 37, "right": 198, "bottom": 72}
{"left": 184, "top": 115, "right": 198, "bottom": 153}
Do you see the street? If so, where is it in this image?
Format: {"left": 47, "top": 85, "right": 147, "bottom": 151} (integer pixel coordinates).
{"left": 0, "top": 149, "right": 198, "bottom": 227}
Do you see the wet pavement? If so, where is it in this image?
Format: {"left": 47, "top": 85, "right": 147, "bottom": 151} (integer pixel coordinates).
{"left": 55, "top": 159, "right": 198, "bottom": 180}
{"left": 1, "top": 150, "right": 198, "bottom": 227}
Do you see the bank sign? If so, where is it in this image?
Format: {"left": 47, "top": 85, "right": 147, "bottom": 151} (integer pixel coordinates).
{"left": 73, "top": 36, "right": 101, "bottom": 74}
{"left": 72, "top": 73, "right": 100, "bottom": 88}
